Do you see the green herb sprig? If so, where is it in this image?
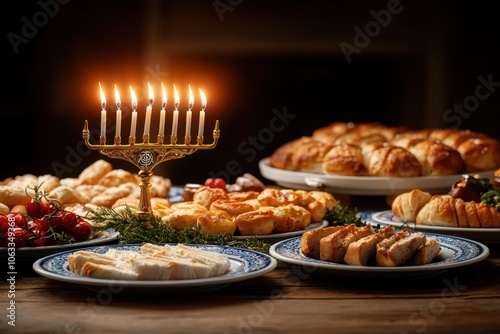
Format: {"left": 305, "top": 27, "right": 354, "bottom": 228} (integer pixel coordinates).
{"left": 323, "top": 203, "right": 366, "bottom": 227}
{"left": 90, "top": 207, "right": 270, "bottom": 254}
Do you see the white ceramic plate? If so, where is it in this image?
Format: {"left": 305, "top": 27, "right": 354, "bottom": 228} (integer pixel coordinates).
{"left": 259, "top": 157, "right": 495, "bottom": 195}
{"left": 270, "top": 234, "right": 489, "bottom": 278}
{"left": 234, "top": 220, "right": 329, "bottom": 243}
{"left": 33, "top": 243, "right": 277, "bottom": 293}
{"left": 0, "top": 229, "right": 119, "bottom": 262}
{"left": 360, "top": 210, "right": 500, "bottom": 243}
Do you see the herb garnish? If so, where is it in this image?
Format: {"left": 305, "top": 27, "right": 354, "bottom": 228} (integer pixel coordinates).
{"left": 90, "top": 207, "right": 271, "bottom": 254}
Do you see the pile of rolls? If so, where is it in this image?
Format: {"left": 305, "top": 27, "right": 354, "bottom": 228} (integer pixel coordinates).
{"left": 270, "top": 122, "right": 500, "bottom": 177}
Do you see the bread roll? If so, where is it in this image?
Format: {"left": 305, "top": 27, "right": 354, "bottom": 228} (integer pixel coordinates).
{"left": 235, "top": 208, "right": 275, "bottom": 236}
{"left": 391, "top": 189, "right": 432, "bottom": 222}
{"left": 193, "top": 186, "right": 229, "bottom": 209}
{"left": 362, "top": 143, "right": 421, "bottom": 177}
{"left": 407, "top": 140, "right": 463, "bottom": 176}
{"left": 416, "top": 195, "right": 500, "bottom": 228}
{"left": 198, "top": 209, "right": 237, "bottom": 236}
{"left": 456, "top": 137, "right": 500, "bottom": 172}
{"left": 322, "top": 144, "right": 367, "bottom": 176}
{"left": 78, "top": 159, "right": 113, "bottom": 185}
{"left": 270, "top": 204, "right": 311, "bottom": 232}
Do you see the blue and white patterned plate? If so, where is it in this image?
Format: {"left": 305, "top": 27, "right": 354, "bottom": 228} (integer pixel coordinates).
{"left": 360, "top": 210, "right": 500, "bottom": 244}
{"left": 269, "top": 234, "right": 489, "bottom": 278}
{"left": 33, "top": 244, "right": 277, "bottom": 293}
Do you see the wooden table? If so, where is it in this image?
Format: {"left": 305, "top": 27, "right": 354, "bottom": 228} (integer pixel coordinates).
{"left": 1, "top": 240, "right": 499, "bottom": 334}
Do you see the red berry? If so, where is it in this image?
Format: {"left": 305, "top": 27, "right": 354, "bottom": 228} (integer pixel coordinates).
{"left": 213, "top": 178, "right": 226, "bottom": 189}
{"left": 70, "top": 219, "right": 92, "bottom": 241}
{"left": 204, "top": 178, "right": 215, "bottom": 187}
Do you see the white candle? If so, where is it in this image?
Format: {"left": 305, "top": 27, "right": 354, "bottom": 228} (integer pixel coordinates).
{"left": 158, "top": 83, "right": 167, "bottom": 136}
{"left": 171, "top": 85, "right": 179, "bottom": 136}
{"left": 114, "top": 84, "right": 122, "bottom": 138}
{"left": 143, "top": 82, "right": 153, "bottom": 136}
{"left": 198, "top": 88, "right": 206, "bottom": 137}
{"left": 99, "top": 82, "right": 106, "bottom": 138}
{"left": 129, "top": 86, "right": 138, "bottom": 138}
{"left": 185, "top": 85, "right": 193, "bottom": 137}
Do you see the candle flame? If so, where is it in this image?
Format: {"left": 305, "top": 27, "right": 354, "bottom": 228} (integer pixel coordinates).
{"left": 147, "top": 82, "right": 154, "bottom": 106}
{"left": 173, "top": 84, "right": 179, "bottom": 110}
{"left": 129, "top": 86, "right": 137, "bottom": 111}
{"left": 114, "top": 84, "right": 121, "bottom": 110}
{"left": 199, "top": 88, "right": 207, "bottom": 111}
{"left": 188, "top": 85, "right": 194, "bottom": 111}
{"left": 99, "top": 82, "right": 106, "bottom": 110}
{"left": 161, "top": 82, "right": 167, "bottom": 110}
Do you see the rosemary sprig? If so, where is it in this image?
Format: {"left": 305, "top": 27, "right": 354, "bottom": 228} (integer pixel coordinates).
{"left": 323, "top": 203, "right": 366, "bottom": 227}
{"left": 90, "top": 206, "right": 270, "bottom": 254}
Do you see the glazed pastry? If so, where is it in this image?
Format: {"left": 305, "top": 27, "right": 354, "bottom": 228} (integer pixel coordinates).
{"left": 97, "top": 169, "right": 138, "bottom": 187}
{"left": 257, "top": 188, "right": 300, "bottom": 207}
{"left": 322, "top": 144, "right": 367, "bottom": 176}
{"left": 416, "top": 195, "right": 500, "bottom": 228}
{"left": 226, "top": 191, "right": 260, "bottom": 201}
{"left": 270, "top": 204, "right": 311, "bottom": 233}
{"left": 165, "top": 204, "right": 207, "bottom": 231}
{"left": 235, "top": 208, "right": 275, "bottom": 236}
{"left": 193, "top": 186, "right": 229, "bottom": 209}
{"left": 209, "top": 199, "right": 255, "bottom": 216}
{"left": 456, "top": 137, "right": 500, "bottom": 172}
{"left": 289, "top": 139, "right": 333, "bottom": 173}
{"left": 407, "top": 140, "right": 463, "bottom": 176}
{"left": 391, "top": 189, "right": 433, "bottom": 222}
{"left": 198, "top": 209, "right": 237, "bottom": 236}
{"left": 270, "top": 137, "right": 317, "bottom": 170}
{"left": 362, "top": 143, "right": 421, "bottom": 177}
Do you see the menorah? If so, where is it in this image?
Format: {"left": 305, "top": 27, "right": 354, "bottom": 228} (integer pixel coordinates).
{"left": 83, "top": 83, "right": 220, "bottom": 221}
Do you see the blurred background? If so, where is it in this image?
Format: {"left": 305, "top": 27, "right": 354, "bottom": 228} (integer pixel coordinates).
{"left": 3, "top": 0, "right": 500, "bottom": 185}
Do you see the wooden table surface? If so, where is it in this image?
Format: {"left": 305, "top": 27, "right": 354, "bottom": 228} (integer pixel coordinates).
{"left": 1, "top": 195, "right": 500, "bottom": 334}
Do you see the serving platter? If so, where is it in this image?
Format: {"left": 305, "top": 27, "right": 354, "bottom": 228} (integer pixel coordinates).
{"left": 360, "top": 210, "right": 500, "bottom": 243}
{"left": 259, "top": 157, "right": 495, "bottom": 195}
{"left": 269, "top": 234, "right": 489, "bottom": 278}
{"left": 0, "top": 229, "right": 119, "bottom": 262}
{"left": 33, "top": 243, "right": 277, "bottom": 293}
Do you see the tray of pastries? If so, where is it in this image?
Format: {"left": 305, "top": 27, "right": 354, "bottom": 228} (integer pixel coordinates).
{"left": 260, "top": 122, "right": 500, "bottom": 195}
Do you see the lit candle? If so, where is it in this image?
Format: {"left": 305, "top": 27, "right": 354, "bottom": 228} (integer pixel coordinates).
{"left": 185, "top": 85, "right": 193, "bottom": 137}
{"left": 114, "top": 84, "right": 122, "bottom": 138}
{"left": 171, "top": 85, "right": 179, "bottom": 136}
{"left": 158, "top": 82, "right": 167, "bottom": 136}
{"left": 129, "top": 86, "right": 138, "bottom": 139}
{"left": 143, "top": 82, "right": 153, "bottom": 136}
{"left": 99, "top": 82, "right": 106, "bottom": 138}
{"left": 198, "top": 88, "right": 206, "bottom": 138}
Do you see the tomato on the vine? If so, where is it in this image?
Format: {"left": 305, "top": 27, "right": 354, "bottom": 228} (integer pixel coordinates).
{"left": 26, "top": 198, "right": 51, "bottom": 219}
{"left": 204, "top": 178, "right": 227, "bottom": 189}
{"left": 9, "top": 227, "right": 30, "bottom": 247}
{"left": 6, "top": 213, "right": 26, "bottom": 228}
{"left": 0, "top": 215, "right": 9, "bottom": 234}
{"left": 70, "top": 219, "right": 92, "bottom": 241}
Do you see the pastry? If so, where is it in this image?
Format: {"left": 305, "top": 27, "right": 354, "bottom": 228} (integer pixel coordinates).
{"left": 78, "top": 159, "right": 113, "bottom": 185}
{"left": 391, "top": 189, "right": 433, "bottom": 222}
{"left": 270, "top": 204, "right": 311, "bottom": 233}
{"left": 407, "top": 140, "right": 463, "bottom": 176}
{"left": 193, "top": 186, "right": 229, "bottom": 209}
{"left": 322, "top": 144, "right": 367, "bottom": 176}
{"left": 362, "top": 143, "right": 421, "bottom": 177}
{"left": 197, "top": 209, "right": 237, "bottom": 236}
{"left": 235, "top": 208, "right": 275, "bottom": 236}
{"left": 209, "top": 199, "right": 255, "bottom": 216}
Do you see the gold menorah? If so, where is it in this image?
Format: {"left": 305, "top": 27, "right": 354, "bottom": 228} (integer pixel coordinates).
{"left": 83, "top": 83, "right": 220, "bottom": 220}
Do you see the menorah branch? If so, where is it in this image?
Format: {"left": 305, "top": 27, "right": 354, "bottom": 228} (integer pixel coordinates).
{"left": 82, "top": 119, "right": 220, "bottom": 220}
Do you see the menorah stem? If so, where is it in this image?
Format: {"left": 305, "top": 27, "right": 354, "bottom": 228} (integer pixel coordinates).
{"left": 136, "top": 169, "right": 153, "bottom": 221}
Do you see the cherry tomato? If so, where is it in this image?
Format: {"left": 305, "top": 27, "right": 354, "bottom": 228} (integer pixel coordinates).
{"left": 9, "top": 227, "right": 30, "bottom": 247}
{"left": 27, "top": 218, "right": 50, "bottom": 232}
{"left": 204, "top": 178, "right": 226, "bottom": 189}
{"left": 213, "top": 178, "right": 226, "bottom": 189}
{"left": 49, "top": 211, "right": 78, "bottom": 231}
{"left": 0, "top": 215, "right": 9, "bottom": 234}
{"left": 204, "top": 178, "right": 215, "bottom": 187}
{"left": 70, "top": 219, "right": 92, "bottom": 241}
{"left": 26, "top": 199, "right": 51, "bottom": 219}
{"left": 6, "top": 212, "right": 26, "bottom": 228}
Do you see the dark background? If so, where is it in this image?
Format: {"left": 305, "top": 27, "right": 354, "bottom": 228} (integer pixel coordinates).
{"left": 3, "top": 0, "right": 499, "bottom": 185}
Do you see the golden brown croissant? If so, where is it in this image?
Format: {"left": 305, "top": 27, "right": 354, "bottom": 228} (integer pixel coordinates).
{"left": 416, "top": 195, "right": 500, "bottom": 228}
{"left": 456, "top": 137, "right": 500, "bottom": 172}
{"left": 407, "top": 140, "right": 463, "bottom": 176}
{"left": 322, "top": 144, "right": 367, "bottom": 176}
{"left": 362, "top": 143, "right": 421, "bottom": 177}
{"left": 391, "top": 189, "right": 433, "bottom": 222}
